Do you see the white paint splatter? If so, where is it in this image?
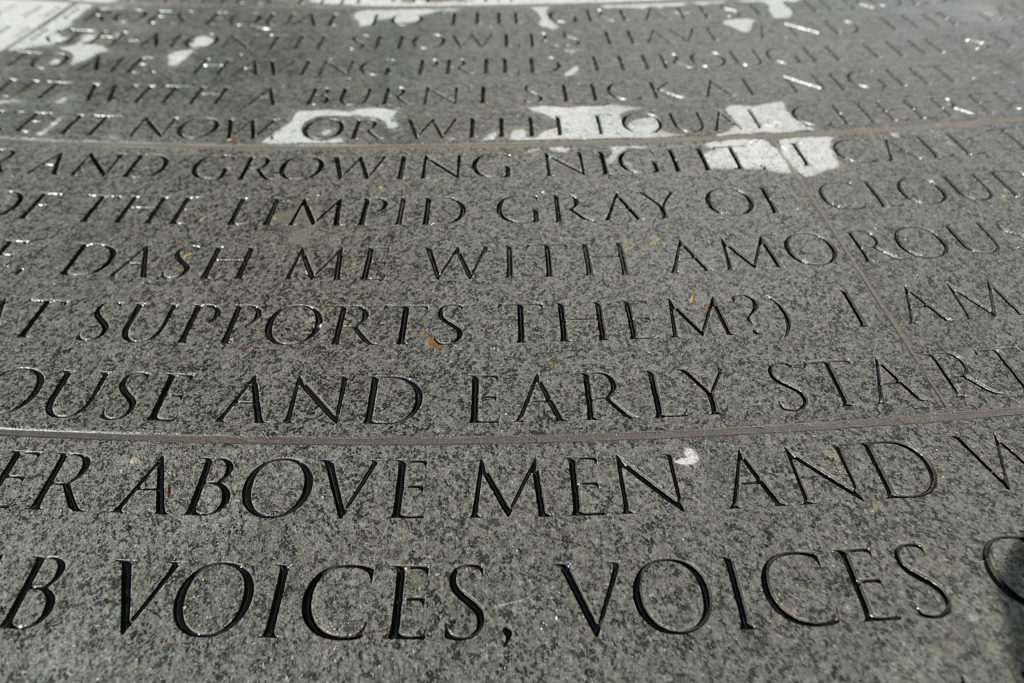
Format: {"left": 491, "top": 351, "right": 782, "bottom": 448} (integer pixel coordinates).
{"left": 703, "top": 138, "right": 791, "bottom": 173}
{"left": 323, "top": 0, "right": 717, "bottom": 6}
{"left": 532, "top": 7, "right": 559, "bottom": 30}
{"left": 723, "top": 17, "right": 755, "bottom": 32}
{"left": 742, "top": 0, "right": 800, "bottom": 19}
{"left": 347, "top": 0, "right": 721, "bottom": 7}
{"left": 778, "top": 136, "right": 839, "bottom": 176}
{"left": 275, "top": 0, "right": 800, "bottom": 11}
{"left": 501, "top": 105, "right": 674, "bottom": 141}
{"left": 563, "top": 65, "right": 580, "bottom": 77}
{"left": 702, "top": 136, "right": 838, "bottom": 176}
{"left": 0, "top": 1, "right": 114, "bottom": 64}
{"left": 782, "top": 74, "right": 823, "bottom": 90}
{"left": 703, "top": 101, "right": 837, "bottom": 176}
{"left": 603, "top": 1, "right": 714, "bottom": 8}
{"left": 263, "top": 108, "right": 400, "bottom": 144}
{"left": 720, "top": 101, "right": 814, "bottom": 135}
{"left": 0, "top": 1, "right": 66, "bottom": 51}
{"left": 783, "top": 21, "right": 820, "bottom": 34}
{"left": 166, "top": 34, "right": 215, "bottom": 67}
{"left": 674, "top": 447, "right": 700, "bottom": 466}
{"left": 351, "top": 8, "right": 442, "bottom": 27}
{"left": 166, "top": 51, "right": 189, "bottom": 67}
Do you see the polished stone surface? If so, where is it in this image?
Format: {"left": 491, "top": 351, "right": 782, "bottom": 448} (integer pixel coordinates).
{"left": 0, "top": 0, "right": 1022, "bottom": 678}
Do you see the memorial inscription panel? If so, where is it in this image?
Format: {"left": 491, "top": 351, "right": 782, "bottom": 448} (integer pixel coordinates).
{"left": 0, "top": 0, "right": 1022, "bottom": 678}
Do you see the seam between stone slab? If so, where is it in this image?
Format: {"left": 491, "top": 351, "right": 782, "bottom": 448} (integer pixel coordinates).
{"left": 0, "top": 405, "right": 1020, "bottom": 446}
{"left": 780, "top": 136, "right": 951, "bottom": 409}
{"left": 3, "top": 113, "right": 1024, "bottom": 152}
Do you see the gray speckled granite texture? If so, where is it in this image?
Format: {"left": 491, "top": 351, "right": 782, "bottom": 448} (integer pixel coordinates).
{"left": 0, "top": 0, "right": 1022, "bottom": 678}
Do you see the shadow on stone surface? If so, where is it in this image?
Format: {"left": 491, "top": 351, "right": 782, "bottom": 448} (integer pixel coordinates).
{"left": 1011, "top": 537, "right": 1024, "bottom": 680}
{"left": 992, "top": 534, "right": 1024, "bottom": 681}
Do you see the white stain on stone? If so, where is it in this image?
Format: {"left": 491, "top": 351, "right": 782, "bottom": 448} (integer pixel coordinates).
{"left": 603, "top": 1, "right": 719, "bottom": 9}
{"left": 723, "top": 17, "right": 755, "bottom": 32}
{"left": 595, "top": 0, "right": 799, "bottom": 17}
{"left": 166, "top": 50, "right": 189, "bottom": 67}
{"left": 532, "top": 7, "right": 559, "bottom": 30}
{"left": 351, "top": 8, "right": 442, "bottom": 27}
{"left": 263, "top": 108, "right": 400, "bottom": 144}
{"left": 777, "top": 136, "right": 839, "bottom": 176}
{"left": 703, "top": 138, "right": 790, "bottom": 173}
{"left": 742, "top": 0, "right": 800, "bottom": 19}
{"left": 0, "top": 1, "right": 66, "bottom": 50}
{"left": 721, "top": 101, "right": 814, "bottom": 135}
{"left": 324, "top": 0, "right": 719, "bottom": 6}
{"left": 0, "top": 1, "right": 114, "bottom": 64}
{"left": 167, "top": 34, "right": 215, "bottom": 67}
{"left": 491, "top": 105, "right": 674, "bottom": 141}
{"left": 674, "top": 447, "right": 700, "bottom": 466}
{"left": 273, "top": 0, "right": 799, "bottom": 11}
{"left": 563, "top": 65, "right": 580, "bottom": 77}
{"left": 703, "top": 100, "right": 838, "bottom": 176}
